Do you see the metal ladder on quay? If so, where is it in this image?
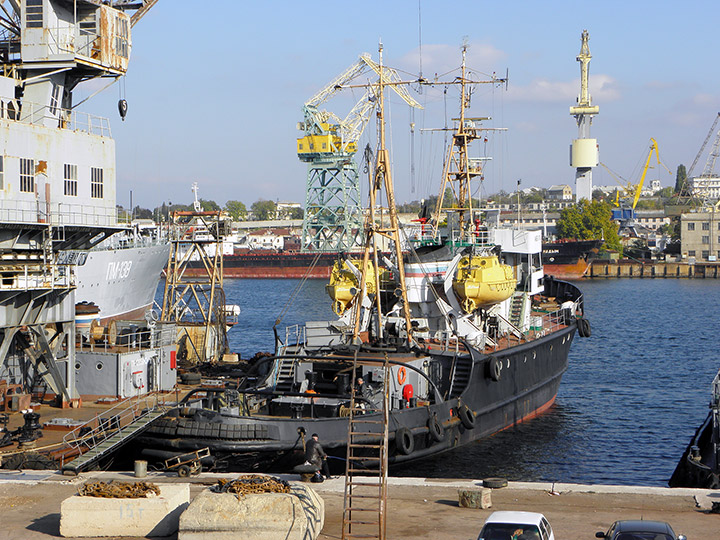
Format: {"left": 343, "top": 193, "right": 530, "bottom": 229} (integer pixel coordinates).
{"left": 59, "top": 393, "right": 171, "bottom": 475}
{"left": 341, "top": 353, "right": 389, "bottom": 540}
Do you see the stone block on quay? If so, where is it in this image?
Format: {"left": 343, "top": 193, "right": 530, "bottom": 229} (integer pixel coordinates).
{"left": 178, "top": 482, "right": 324, "bottom": 540}
{"left": 458, "top": 487, "right": 492, "bottom": 509}
{"left": 60, "top": 483, "right": 189, "bottom": 538}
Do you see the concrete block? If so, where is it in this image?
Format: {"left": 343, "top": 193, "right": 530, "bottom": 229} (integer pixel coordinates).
{"left": 458, "top": 487, "right": 492, "bottom": 509}
{"left": 60, "top": 483, "right": 189, "bottom": 537}
{"left": 179, "top": 482, "right": 324, "bottom": 540}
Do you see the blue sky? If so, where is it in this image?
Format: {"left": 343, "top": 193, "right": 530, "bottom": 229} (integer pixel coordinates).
{"left": 83, "top": 1, "right": 720, "bottom": 210}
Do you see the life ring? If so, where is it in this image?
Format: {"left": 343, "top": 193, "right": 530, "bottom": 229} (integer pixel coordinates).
{"left": 427, "top": 415, "right": 445, "bottom": 442}
{"left": 457, "top": 404, "right": 475, "bottom": 430}
{"left": 396, "top": 427, "right": 414, "bottom": 455}
{"left": 488, "top": 358, "right": 502, "bottom": 382}
{"left": 397, "top": 366, "right": 407, "bottom": 385}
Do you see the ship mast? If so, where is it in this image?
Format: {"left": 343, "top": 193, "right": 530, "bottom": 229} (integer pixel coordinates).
{"left": 430, "top": 46, "right": 507, "bottom": 242}
{"left": 352, "top": 44, "right": 413, "bottom": 344}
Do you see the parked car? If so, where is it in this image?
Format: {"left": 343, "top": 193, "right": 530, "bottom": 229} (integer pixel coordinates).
{"left": 595, "top": 520, "right": 687, "bottom": 540}
{"left": 477, "top": 511, "right": 555, "bottom": 540}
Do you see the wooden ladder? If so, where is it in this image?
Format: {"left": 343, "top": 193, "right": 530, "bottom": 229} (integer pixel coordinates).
{"left": 341, "top": 355, "right": 389, "bottom": 540}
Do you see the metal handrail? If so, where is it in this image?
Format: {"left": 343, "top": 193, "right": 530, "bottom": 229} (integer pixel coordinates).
{"left": 61, "top": 393, "right": 171, "bottom": 457}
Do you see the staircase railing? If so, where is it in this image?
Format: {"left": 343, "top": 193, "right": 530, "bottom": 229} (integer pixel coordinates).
{"left": 60, "top": 393, "right": 172, "bottom": 472}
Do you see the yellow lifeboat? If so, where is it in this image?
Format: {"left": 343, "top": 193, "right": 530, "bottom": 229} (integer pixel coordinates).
{"left": 452, "top": 255, "right": 516, "bottom": 313}
{"left": 326, "top": 259, "right": 384, "bottom": 316}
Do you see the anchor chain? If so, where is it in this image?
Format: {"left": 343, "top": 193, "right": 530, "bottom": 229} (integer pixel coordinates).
{"left": 78, "top": 480, "right": 161, "bottom": 498}
{"left": 212, "top": 475, "right": 290, "bottom": 498}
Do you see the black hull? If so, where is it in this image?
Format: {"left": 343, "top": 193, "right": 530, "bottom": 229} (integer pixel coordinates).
{"left": 134, "top": 314, "right": 577, "bottom": 473}
{"left": 668, "top": 411, "right": 720, "bottom": 489}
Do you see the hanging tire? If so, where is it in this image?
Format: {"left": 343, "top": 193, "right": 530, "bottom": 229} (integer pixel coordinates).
{"left": 579, "top": 318, "right": 591, "bottom": 338}
{"left": 427, "top": 415, "right": 445, "bottom": 442}
{"left": 487, "top": 358, "right": 502, "bottom": 382}
{"left": 177, "top": 465, "right": 191, "bottom": 477}
{"left": 457, "top": 404, "right": 475, "bottom": 429}
{"left": 396, "top": 427, "right": 414, "bottom": 455}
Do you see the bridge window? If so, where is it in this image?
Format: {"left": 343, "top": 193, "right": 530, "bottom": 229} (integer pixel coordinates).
{"left": 20, "top": 158, "right": 34, "bottom": 193}
{"left": 91, "top": 167, "right": 103, "bottom": 199}
{"left": 64, "top": 164, "right": 77, "bottom": 196}
{"left": 26, "top": 0, "right": 43, "bottom": 28}
{"left": 687, "top": 222, "right": 695, "bottom": 231}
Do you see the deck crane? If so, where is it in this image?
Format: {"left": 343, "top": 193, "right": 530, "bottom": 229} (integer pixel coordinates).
{"left": 610, "top": 138, "right": 670, "bottom": 228}
{"left": 298, "top": 54, "right": 422, "bottom": 252}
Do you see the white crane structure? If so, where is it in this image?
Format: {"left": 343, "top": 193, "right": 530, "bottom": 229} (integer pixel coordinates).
{"left": 569, "top": 29, "right": 600, "bottom": 203}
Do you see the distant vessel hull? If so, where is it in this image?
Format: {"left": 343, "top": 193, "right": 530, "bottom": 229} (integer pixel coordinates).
{"left": 542, "top": 239, "right": 602, "bottom": 280}
{"left": 75, "top": 243, "right": 170, "bottom": 324}
{"left": 184, "top": 250, "right": 343, "bottom": 279}
{"left": 182, "top": 239, "right": 603, "bottom": 281}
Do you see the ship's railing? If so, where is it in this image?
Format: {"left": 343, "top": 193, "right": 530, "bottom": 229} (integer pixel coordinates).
{"left": 0, "top": 263, "right": 74, "bottom": 291}
{"left": 78, "top": 324, "right": 177, "bottom": 354}
{"left": 282, "top": 324, "right": 306, "bottom": 352}
{"left": 4, "top": 98, "right": 111, "bottom": 137}
{"left": 0, "top": 199, "right": 118, "bottom": 227}
{"left": 408, "top": 227, "right": 492, "bottom": 248}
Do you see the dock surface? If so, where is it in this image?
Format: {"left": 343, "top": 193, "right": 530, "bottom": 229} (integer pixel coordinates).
{"left": 0, "top": 470, "right": 716, "bottom": 539}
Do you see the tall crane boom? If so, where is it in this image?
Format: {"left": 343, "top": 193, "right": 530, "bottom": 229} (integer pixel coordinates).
{"left": 688, "top": 112, "right": 720, "bottom": 178}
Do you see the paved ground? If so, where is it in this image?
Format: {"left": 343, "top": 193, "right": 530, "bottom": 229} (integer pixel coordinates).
{"left": 0, "top": 470, "right": 717, "bottom": 540}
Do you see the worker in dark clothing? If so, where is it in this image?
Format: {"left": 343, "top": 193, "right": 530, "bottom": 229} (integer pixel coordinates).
{"left": 305, "top": 433, "right": 331, "bottom": 480}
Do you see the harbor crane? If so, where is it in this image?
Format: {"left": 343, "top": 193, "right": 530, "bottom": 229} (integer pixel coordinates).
{"left": 608, "top": 138, "right": 670, "bottom": 228}
{"left": 679, "top": 112, "right": 720, "bottom": 204}
{"left": 298, "top": 54, "right": 422, "bottom": 252}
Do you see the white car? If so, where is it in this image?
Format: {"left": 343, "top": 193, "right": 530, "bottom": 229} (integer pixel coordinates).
{"left": 477, "top": 511, "right": 555, "bottom": 540}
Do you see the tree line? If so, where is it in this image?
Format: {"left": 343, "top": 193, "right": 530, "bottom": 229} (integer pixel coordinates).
{"left": 119, "top": 199, "right": 304, "bottom": 222}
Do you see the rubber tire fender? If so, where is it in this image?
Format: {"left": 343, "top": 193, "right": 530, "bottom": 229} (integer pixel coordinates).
{"left": 427, "top": 414, "right": 445, "bottom": 443}
{"left": 488, "top": 357, "right": 502, "bottom": 382}
{"left": 579, "top": 318, "right": 591, "bottom": 338}
{"left": 396, "top": 427, "right": 415, "bottom": 455}
{"left": 457, "top": 404, "right": 475, "bottom": 430}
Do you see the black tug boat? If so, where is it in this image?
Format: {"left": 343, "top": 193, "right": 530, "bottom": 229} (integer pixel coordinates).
{"left": 135, "top": 48, "right": 589, "bottom": 473}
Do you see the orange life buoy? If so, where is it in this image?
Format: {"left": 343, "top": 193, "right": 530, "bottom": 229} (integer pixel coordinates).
{"left": 397, "top": 366, "right": 407, "bottom": 385}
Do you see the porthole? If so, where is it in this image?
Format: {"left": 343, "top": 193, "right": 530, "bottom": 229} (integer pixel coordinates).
{"left": 523, "top": 355, "right": 527, "bottom": 363}
{"left": 74, "top": 362, "right": 81, "bottom": 370}
{"left": 506, "top": 359, "right": 510, "bottom": 368}
{"left": 532, "top": 351, "right": 536, "bottom": 360}
{"left": 550, "top": 345, "right": 553, "bottom": 352}
{"left": 96, "top": 362, "right": 104, "bottom": 370}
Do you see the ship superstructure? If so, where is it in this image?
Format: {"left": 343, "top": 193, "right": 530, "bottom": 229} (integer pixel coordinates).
{"left": 0, "top": 0, "right": 157, "bottom": 404}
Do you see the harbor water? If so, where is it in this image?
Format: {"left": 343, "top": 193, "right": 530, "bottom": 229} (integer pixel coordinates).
{"left": 191, "top": 278, "right": 720, "bottom": 487}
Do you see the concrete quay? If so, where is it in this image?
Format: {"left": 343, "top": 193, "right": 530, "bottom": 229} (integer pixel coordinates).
{"left": 0, "top": 470, "right": 717, "bottom": 540}
{"left": 589, "top": 260, "right": 720, "bottom": 278}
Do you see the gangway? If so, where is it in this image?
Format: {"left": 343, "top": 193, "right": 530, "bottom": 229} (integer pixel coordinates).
{"left": 59, "top": 393, "right": 171, "bottom": 475}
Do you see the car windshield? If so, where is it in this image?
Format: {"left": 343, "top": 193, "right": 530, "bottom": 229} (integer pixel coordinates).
{"left": 616, "top": 534, "right": 673, "bottom": 540}
{"left": 479, "top": 523, "right": 542, "bottom": 540}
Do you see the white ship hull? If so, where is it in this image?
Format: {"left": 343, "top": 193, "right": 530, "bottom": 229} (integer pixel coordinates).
{"left": 75, "top": 242, "right": 170, "bottom": 324}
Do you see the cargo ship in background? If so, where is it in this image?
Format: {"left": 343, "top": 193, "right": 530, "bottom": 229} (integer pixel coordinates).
{"left": 542, "top": 238, "right": 603, "bottom": 280}
{"left": 182, "top": 229, "right": 604, "bottom": 280}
